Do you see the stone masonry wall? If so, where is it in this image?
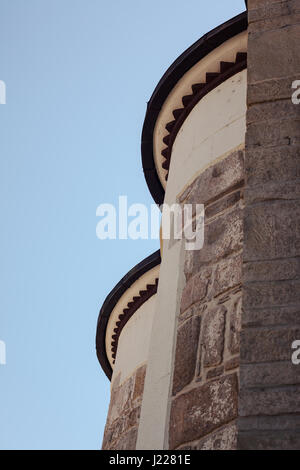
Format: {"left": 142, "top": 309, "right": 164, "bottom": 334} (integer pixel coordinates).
{"left": 238, "top": 0, "right": 300, "bottom": 450}
{"left": 102, "top": 364, "right": 146, "bottom": 449}
{"left": 169, "top": 149, "right": 245, "bottom": 450}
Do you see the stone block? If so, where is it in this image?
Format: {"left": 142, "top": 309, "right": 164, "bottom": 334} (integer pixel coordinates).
{"left": 192, "top": 208, "right": 243, "bottom": 268}
{"left": 248, "top": 0, "right": 300, "bottom": 33}
{"left": 247, "top": 24, "right": 300, "bottom": 83}
{"left": 202, "top": 305, "right": 226, "bottom": 367}
{"left": 178, "top": 422, "right": 237, "bottom": 450}
{"left": 242, "top": 305, "right": 300, "bottom": 328}
{"left": 133, "top": 364, "right": 146, "bottom": 401}
{"left": 225, "top": 356, "right": 240, "bottom": 371}
{"left": 238, "top": 430, "right": 300, "bottom": 450}
{"left": 245, "top": 179, "right": 300, "bottom": 205}
{"left": 239, "top": 414, "right": 300, "bottom": 431}
{"left": 248, "top": 75, "right": 300, "bottom": 105}
{"left": 245, "top": 145, "right": 300, "bottom": 187}
{"left": 228, "top": 296, "right": 242, "bottom": 355}
{"left": 243, "top": 258, "right": 300, "bottom": 283}
{"left": 240, "top": 361, "right": 300, "bottom": 388}
{"left": 206, "top": 365, "right": 224, "bottom": 379}
{"left": 243, "top": 201, "right": 300, "bottom": 262}
{"left": 172, "top": 315, "right": 201, "bottom": 395}
{"left": 248, "top": 0, "right": 298, "bottom": 9}
{"left": 179, "top": 150, "right": 244, "bottom": 206}
{"left": 243, "top": 280, "right": 300, "bottom": 309}
{"left": 239, "top": 384, "right": 300, "bottom": 416}
{"left": 212, "top": 254, "right": 242, "bottom": 298}
{"left": 205, "top": 190, "right": 242, "bottom": 220}
{"left": 247, "top": 100, "right": 300, "bottom": 125}
{"left": 169, "top": 374, "right": 238, "bottom": 449}
{"left": 110, "top": 427, "right": 138, "bottom": 450}
{"left": 180, "top": 277, "right": 194, "bottom": 313}
{"left": 240, "top": 325, "right": 300, "bottom": 363}
{"left": 246, "top": 119, "right": 300, "bottom": 148}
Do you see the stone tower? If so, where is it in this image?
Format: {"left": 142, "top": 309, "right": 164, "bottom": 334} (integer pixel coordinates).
{"left": 96, "top": 1, "right": 300, "bottom": 450}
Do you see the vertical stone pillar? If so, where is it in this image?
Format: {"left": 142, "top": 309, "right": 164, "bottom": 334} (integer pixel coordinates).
{"left": 168, "top": 150, "right": 245, "bottom": 450}
{"left": 238, "top": 0, "right": 300, "bottom": 449}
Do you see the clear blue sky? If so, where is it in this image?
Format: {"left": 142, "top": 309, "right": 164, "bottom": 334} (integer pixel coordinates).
{"left": 0, "top": 0, "right": 245, "bottom": 450}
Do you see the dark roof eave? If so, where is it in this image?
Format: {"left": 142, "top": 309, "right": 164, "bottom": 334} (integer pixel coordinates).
{"left": 96, "top": 250, "right": 161, "bottom": 380}
{"left": 141, "top": 11, "right": 248, "bottom": 205}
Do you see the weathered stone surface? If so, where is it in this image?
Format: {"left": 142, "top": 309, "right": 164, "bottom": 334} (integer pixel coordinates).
{"left": 178, "top": 422, "right": 237, "bottom": 450}
{"left": 180, "top": 267, "right": 212, "bottom": 313}
{"left": 244, "top": 258, "right": 300, "bottom": 283}
{"left": 102, "top": 405, "right": 141, "bottom": 449}
{"left": 193, "top": 208, "right": 243, "bottom": 267}
{"left": 225, "top": 357, "right": 240, "bottom": 371}
{"left": 248, "top": 0, "right": 300, "bottom": 33}
{"left": 212, "top": 255, "right": 242, "bottom": 299}
{"left": 239, "top": 414, "right": 300, "bottom": 431}
{"left": 239, "top": 0, "right": 300, "bottom": 450}
{"left": 247, "top": 24, "right": 300, "bottom": 83}
{"left": 179, "top": 302, "right": 206, "bottom": 325}
{"left": 249, "top": 13, "right": 300, "bottom": 34}
{"left": 247, "top": 100, "right": 300, "bottom": 125}
{"left": 242, "top": 305, "right": 300, "bottom": 328}
{"left": 248, "top": 75, "right": 300, "bottom": 105}
{"left": 133, "top": 364, "right": 146, "bottom": 401}
{"left": 106, "top": 375, "right": 134, "bottom": 426}
{"left": 239, "top": 384, "right": 300, "bottom": 416}
{"left": 102, "top": 365, "right": 146, "bottom": 449}
{"left": 183, "top": 254, "right": 242, "bottom": 304}
{"left": 102, "top": 419, "right": 122, "bottom": 449}
{"left": 246, "top": 119, "right": 300, "bottom": 148}
{"left": 169, "top": 374, "right": 238, "bottom": 449}
{"left": 238, "top": 430, "right": 300, "bottom": 450}
{"left": 202, "top": 306, "right": 226, "bottom": 367}
{"left": 205, "top": 190, "right": 242, "bottom": 220}
{"left": 184, "top": 250, "right": 194, "bottom": 282}
{"left": 180, "top": 277, "right": 194, "bottom": 313}
{"left": 240, "top": 326, "right": 300, "bottom": 363}
{"left": 172, "top": 315, "right": 201, "bottom": 395}
{"left": 244, "top": 201, "right": 300, "bottom": 262}
{"left": 245, "top": 145, "right": 300, "bottom": 186}
{"left": 248, "top": 0, "right": 299, "bottom": 12}
{"left": 125, "top": 406, "right": 141, "bottom": 431}
{"left": 206, "top": 365, "right": 224, "bottom": 379}
{"left": 179, "top": 150, "right": 244, "bottom": 206}
{"left": 240, "top": 361, "right": 300, "bottom": 388}
{"left": 110, "top": 427, "right": 138, "bottom": 450}
{"left": 192, "top": 268, "right": 212, "bottom": 304}
{"left": 243, "top": 280, "right": 300, "bottom": 309}
{"left": 228, "top": 296, "right": 242, "bottom": 356}
{"left": 245, "top": 179, "right": 300, "bottom": 205}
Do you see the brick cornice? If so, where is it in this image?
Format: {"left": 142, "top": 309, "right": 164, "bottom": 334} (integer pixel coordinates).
{"left": 111, "top": 278, "right": 159, "bottom": 364}
{"left": 141, "top": 12, "right": 248, "bottom": 205}
{"left": 161, "top": 53, "right": 247, "bottom": 180}
{"left": 96, "top": 250, "right": 161, "bottom": 380}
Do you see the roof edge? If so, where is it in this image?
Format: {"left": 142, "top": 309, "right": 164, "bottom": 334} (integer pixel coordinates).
{"left": 96, "top": 250, "right": 161, "bottom": 380}
{"left": 141, "top": 11, "right": 248, "bottom": 205}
